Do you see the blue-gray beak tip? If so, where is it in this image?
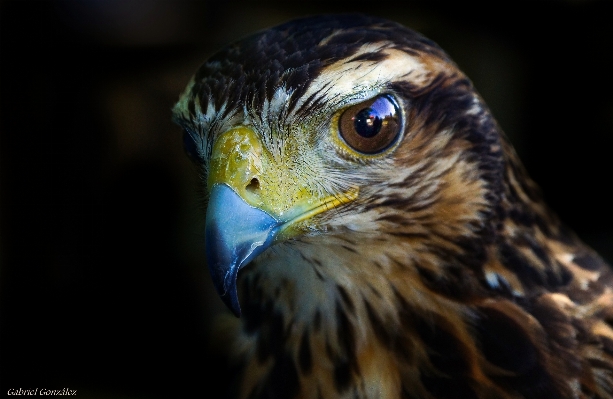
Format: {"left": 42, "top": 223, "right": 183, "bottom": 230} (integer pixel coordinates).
{"left": 205, "top": 184, "right": 280, "bottom": 317}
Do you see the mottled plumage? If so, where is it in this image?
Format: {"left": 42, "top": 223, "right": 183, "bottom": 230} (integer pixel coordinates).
{"left": 173, "top": 14, "right": 613, "bottom": 399}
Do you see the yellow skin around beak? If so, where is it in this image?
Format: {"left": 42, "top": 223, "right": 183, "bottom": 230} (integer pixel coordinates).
{"left": 207, "top": 126, "right": 358, "bottom": 240}
{"left": 205, "top": 126, "right": 358, "bottom": 316}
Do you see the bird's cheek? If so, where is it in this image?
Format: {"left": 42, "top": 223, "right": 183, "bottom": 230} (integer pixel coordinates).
{"left": 206, "top": 126, "right": 323, "bottom": 221}
{"left": 206, "top": 125, "right": 359, "bottom": 237}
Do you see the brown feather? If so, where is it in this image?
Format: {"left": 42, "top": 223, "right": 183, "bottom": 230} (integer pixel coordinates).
{"left": 173, "top": 14, "right": 613, "bottom": 399}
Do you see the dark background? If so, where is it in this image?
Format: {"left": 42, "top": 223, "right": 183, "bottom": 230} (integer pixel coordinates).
{"left": 1, "top": 1, "right": 612, "bottom": 398}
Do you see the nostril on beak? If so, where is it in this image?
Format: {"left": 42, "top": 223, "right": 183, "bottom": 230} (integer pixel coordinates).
{"left": 246, "top": 177, "right": 260, "bottom": 193}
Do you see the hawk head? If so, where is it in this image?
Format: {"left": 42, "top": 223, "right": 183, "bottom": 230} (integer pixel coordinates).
{"left": 173, "top": 14, "right": 613, "bottom": 399}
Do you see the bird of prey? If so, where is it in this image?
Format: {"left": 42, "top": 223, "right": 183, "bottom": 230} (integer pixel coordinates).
{"left": 172, "top": 14, "right": 613, "bottom": 399}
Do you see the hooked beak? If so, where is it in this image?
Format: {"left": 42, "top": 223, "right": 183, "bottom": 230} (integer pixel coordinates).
{"left": 205, "top": 183, "right": 280, "bottom": 316}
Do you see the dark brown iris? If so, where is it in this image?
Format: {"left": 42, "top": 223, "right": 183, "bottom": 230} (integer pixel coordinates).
{"left": 338, "top": 94, "right": 401, "bottom": 154}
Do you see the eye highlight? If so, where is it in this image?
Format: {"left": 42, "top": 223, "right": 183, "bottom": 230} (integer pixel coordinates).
{"left": 338, "top": 94, "right": 402, "bottom": 154}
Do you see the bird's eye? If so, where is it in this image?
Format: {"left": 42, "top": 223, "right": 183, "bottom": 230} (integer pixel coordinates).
{"left": 183, "top": 130, "right": 204, "bottom": 164}
{"left": 338, "top": 94, "right": 402, "bottom": 154}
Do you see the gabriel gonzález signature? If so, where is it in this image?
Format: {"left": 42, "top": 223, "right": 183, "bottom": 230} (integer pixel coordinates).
{"left": 7, "top": 388, "right": 77, "bottom": 396}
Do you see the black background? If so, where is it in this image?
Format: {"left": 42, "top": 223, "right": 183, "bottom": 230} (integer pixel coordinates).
{"left": 1, "top": 1, "right": 612, "bottom": 398}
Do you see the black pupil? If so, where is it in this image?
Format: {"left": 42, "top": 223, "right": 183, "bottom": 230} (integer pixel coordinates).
{"left": 353, "top": 108, "right": 382, "bottom": 138}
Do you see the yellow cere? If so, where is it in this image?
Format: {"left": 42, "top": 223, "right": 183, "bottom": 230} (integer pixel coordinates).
{"left": 207, "top": 126, "right": 359, "bottom": 237}
{"left": 208, "top": 126, "right": 266, "bottom": 207}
